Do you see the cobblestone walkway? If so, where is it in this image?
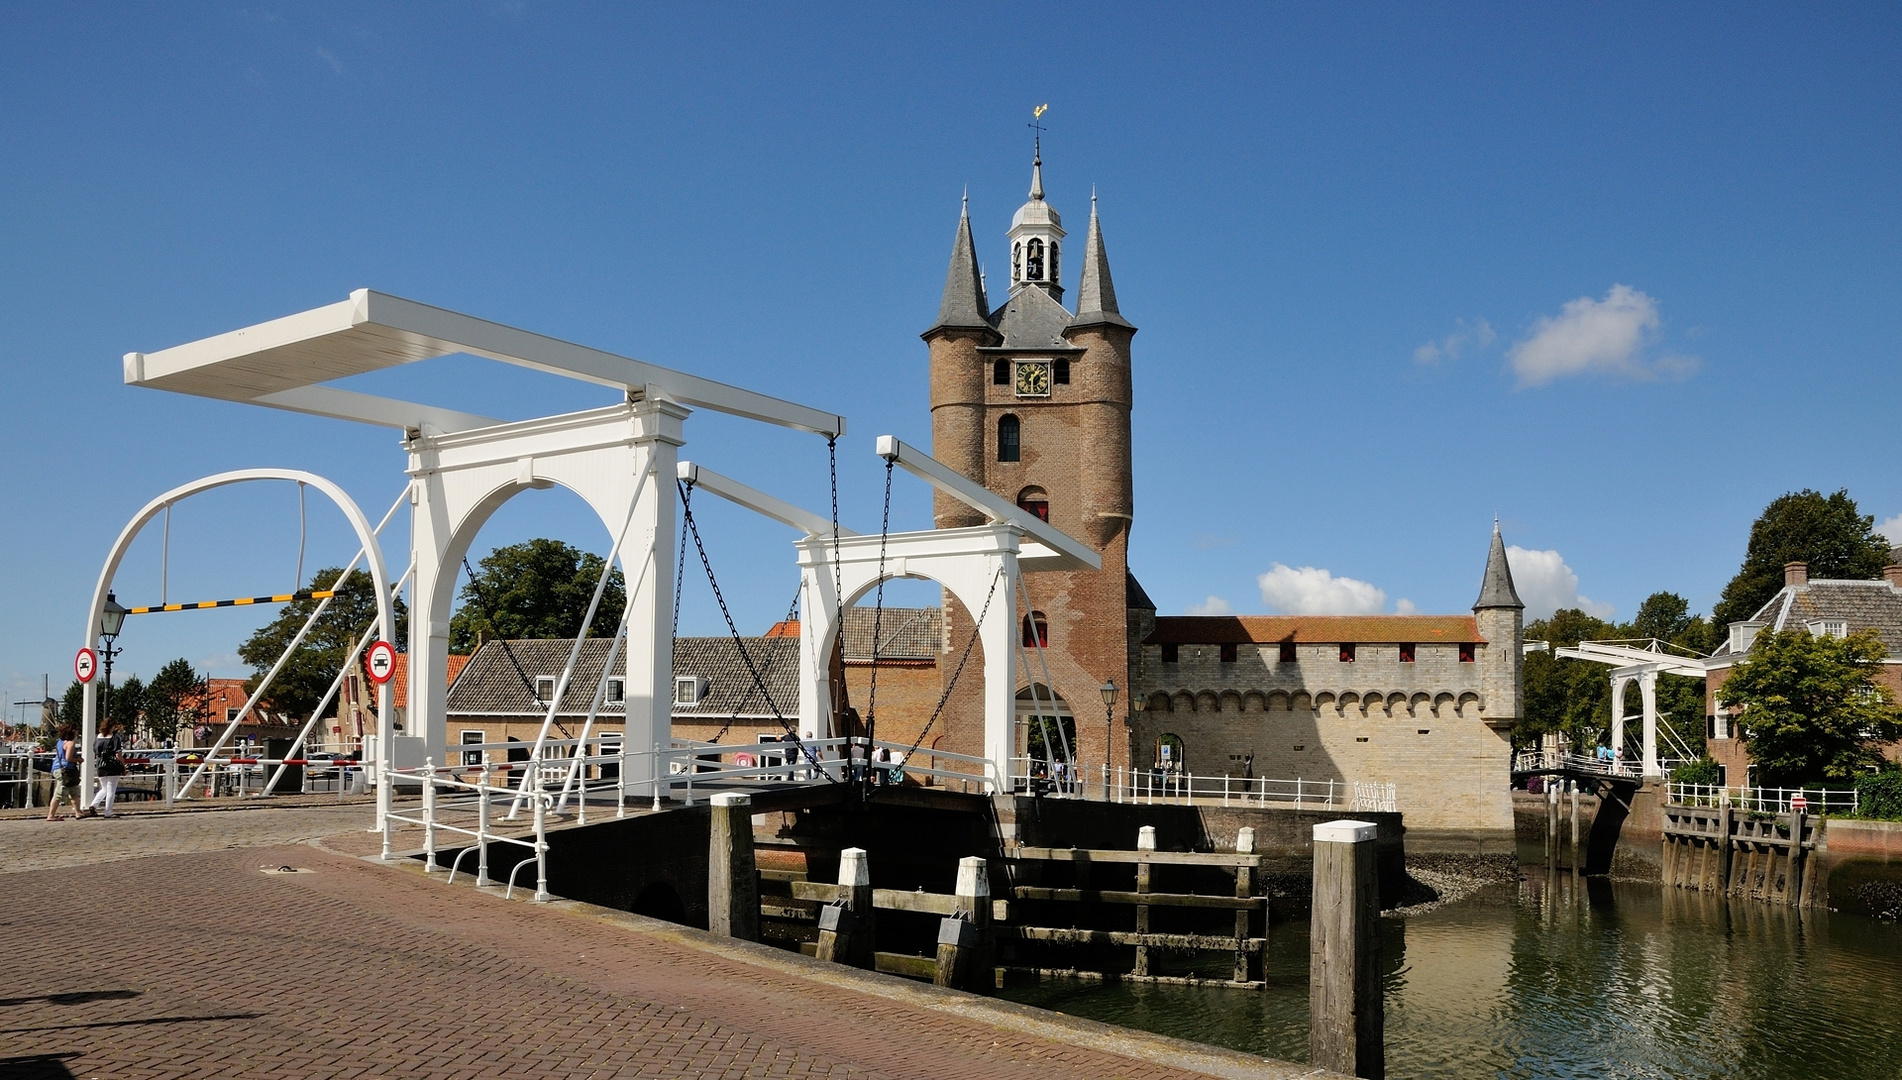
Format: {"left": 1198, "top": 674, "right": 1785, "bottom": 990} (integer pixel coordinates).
{"left": 0, "top": 808, "right": 1333, "bottom": 1080}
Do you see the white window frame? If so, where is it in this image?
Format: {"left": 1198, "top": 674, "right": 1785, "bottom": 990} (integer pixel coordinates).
{"left": 674, "top": 676, "right": 703, "bottom": 706}
{"left": 605, "top": 677, "right": 624, "bottom": 703}
{"left": 459, "top": 729, "right": 485, "bottom": 767}
{"left": 535, "top": 676, "right": 556, "bottom": 704}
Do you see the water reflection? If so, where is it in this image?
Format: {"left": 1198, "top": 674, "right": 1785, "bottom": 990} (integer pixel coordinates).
{"left": 1000, "top": 871, "right": 1902, "bottom": 1079}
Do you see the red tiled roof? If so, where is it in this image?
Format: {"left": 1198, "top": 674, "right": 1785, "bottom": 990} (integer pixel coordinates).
{"left": 1147, "top": 615, "right": 1484, "bottom": 645}
{"left": 368, "top": 652, "right": 472, "bottom": 706}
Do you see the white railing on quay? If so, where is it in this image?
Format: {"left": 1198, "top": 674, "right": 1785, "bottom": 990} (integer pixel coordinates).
{"left": 0, "top": 750, "right": 369, "bottom": 809}
{"left": 1667, "top": 781, "right": 1858, "bottom": 815}
{"left": 381, "top": 758, "right": 551, "bottom": 901}
{"left": 1012, "top": 759, "right": 1349, "bottom": 809}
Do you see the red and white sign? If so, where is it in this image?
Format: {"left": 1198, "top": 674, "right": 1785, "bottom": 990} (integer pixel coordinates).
{"left": 74, "top": 647, "right": 97, "bottom": 684}
{"left": 365, "top": 641, "right": 398, "bottom": 685}
{"left": 1791, "top": 793, "right": 1809, "bottom": 812}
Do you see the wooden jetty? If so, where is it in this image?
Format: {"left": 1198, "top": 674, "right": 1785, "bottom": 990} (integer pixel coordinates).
{"left": 1661, "top": 801, "right": 1818, "bottom": 907}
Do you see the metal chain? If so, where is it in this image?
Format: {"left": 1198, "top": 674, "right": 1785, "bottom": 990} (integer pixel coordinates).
{"left": 892, "top": 566, "right": 1003, "bottom": 782}
{"left": 862, "top": 458, "right": 896, "bottom": 749}
{"left": 677, "top": 479, "right": 835, "bottom": 782}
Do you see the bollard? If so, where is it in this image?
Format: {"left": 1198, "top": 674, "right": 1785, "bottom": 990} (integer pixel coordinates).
{"left": 532, "top": 772, "right": 550, "bottom": 903}
{"left": 476, "top": 774, "right": 492, "bottom": 888}
{"left": 707, "top": 793, "right": 759, "bottom": 940}
{"left": 422, "top": 759, "right": 438, "bottom": 872}
{"left": 1235, "top": 827, "right": 1258, "bottom": 983}
{"left": 935, "top": 856, "right": 993, "bottom": 992}
{"left": 816, "top": 847, "right": 874, "bottom": 967}
{"left": 652, "top": 743, "right": 663, "bottom": 811}
{"left": 1310, "top": 819, "right": 1383, "bottom": 1080}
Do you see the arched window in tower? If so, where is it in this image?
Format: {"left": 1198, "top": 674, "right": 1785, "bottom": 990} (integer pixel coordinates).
{"left": 1022, "top": 611, "right": 1049, "bottom": 648}
{"left": 1013, "top": 242, "right": 1022, "bottom": 283}
{"left": 1016, "top": 485, "right": 1049, "bottom": 522}
{"left": 997, "top": 414, "right": 1020, "bottom": 462}
{"left": 1025, "top": 238, "right": 1044, "bottom": 281}
{"left": 993, "top": 359, "right": 1010, "bottom": 385}
{"left": 1049, "top": 242, "right": 1058, "bottom": 285}
{"left": 1053, "top": 358, "right": 1070, "bottom": 384}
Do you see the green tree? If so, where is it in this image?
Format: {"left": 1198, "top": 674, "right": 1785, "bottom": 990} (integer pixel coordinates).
{"left": 238, "top": 568, "right": 408, "bottom": 721}
{"left": 1718, "top": 628, "right": 1902, "bottom": 787}
{"left": 1713, "top": 489, "right": 1893, "bottom": 628}
{"left": 448, "top": 539, "right": 626, "bottom": 653}
{"left": 107, "top": 675, "right": 145, "bottom": 735}
{"left": 144, "top": 658, "right": 205, "bottom": 744}
{"left": 59, "top": 679, "right": 83, "bottom": 732}
{"left": 1521, "top": 608, "right": 1621, "bottom": 749}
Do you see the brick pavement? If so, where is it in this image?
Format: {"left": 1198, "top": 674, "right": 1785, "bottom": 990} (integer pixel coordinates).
{"left": 0, "top": 808, "right": 1340, "bottom": 1080}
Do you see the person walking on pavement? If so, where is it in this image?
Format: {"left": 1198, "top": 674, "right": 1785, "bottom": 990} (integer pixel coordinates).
{"left": 81, "top": 718, "right": 126, "bottom": 819}
{"left": 44, "top": 725, "right": 82, "bottom": 821}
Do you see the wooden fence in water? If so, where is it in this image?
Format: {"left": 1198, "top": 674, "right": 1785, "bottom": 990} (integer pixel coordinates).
{"left": 1661, "top": 802, "right": 1818, "bottom": 907}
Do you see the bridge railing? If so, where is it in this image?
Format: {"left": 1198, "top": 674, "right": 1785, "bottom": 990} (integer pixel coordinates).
{"left": 1668, "top": 781, "right": 1858, "bottom": 815}
{"left": 1513, "top": 749, "right": 1642, "bottom": 778}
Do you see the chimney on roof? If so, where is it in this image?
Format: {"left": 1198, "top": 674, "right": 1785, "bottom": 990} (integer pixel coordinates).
{"left": 1885, "top": 564, "right": 1902, "bottom": 588}
{"left": 1784, "top": 561, "right": 1808, "bottom": 587}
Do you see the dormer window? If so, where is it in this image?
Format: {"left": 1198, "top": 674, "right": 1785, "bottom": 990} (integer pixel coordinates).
{"left": 1025, "top": 238, "right": 1044, "bottom": 281}
{"left": 1807, "top": 619, "right": 1849, "bottom": 639}
{"left": 674, "top": 676, "right": 705, "bottom": 706}
{"left": 535, "top": 676, "right": 556, "bottom": 704}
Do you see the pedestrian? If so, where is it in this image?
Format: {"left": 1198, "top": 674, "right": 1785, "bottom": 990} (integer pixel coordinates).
{"left": 849, "top": 739, "right": 866, "bottom": 784}
{"left": 44, "top": 725, "right": 82, "bottom": 821}
{"left": 82, "top": 718, "right": 126, "bottom": 819}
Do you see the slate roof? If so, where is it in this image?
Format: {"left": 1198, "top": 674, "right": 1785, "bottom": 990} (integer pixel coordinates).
{"left": 924, "top": 202, "right": 995, "bottom": 338}
{"left": 1709, "top": 578, "right": 1902, "bottom": 661}
{"left": 1071, "top": 198, "right": 1134, "bottom": 331}
{"left": 444, "top": 635, "right": 799, "bottom": 720}
{"left": 990, "top": 285, "right": 1080, "bottom": 351}
{"left": 1473, "top": 524, "right": 1523, "bottom": 610}
{"left": 749, "top": 607, "right": 943, "bottom": 662}
{"left": 1126, "top": 571, "right": 1157, "bottom": 612}
{"left": 1146, "top": 615, "right": 1484, "bottom": 646}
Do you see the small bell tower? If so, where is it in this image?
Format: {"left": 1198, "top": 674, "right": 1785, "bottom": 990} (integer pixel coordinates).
{"left": 1006, "top": 139, "right": 1066, "bottom": 302}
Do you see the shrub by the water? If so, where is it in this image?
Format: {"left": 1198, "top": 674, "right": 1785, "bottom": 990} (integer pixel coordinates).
{"left": 1855, "top": 769, "right": 1902, "bottom": 821}
{"left": 1672, "top": 758, "right": 1722, "bottom": 786}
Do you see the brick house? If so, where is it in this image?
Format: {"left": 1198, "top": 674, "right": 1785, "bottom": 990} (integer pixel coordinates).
{"left": 1703, "top": 560, "right": 1902, "bottom": 784}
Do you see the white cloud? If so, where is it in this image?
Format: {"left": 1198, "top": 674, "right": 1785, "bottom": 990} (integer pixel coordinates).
{"left": 1413, "top": 318, "right": 1496, "bottom": 366}
{"left": 1257, "top": 564, "right": 1387, "bottom": 615}
{"left": 1507, "top": 284, "right": 1697, "bottom": 387}
{"left": 1506, "top": 545, "right": 1613, "bottom": 620}
{"left": 1185, "top": 595, "right": 1232, "bottom": 616}
{"left": 1878, "top": 514, "right": 1902, "bottom": 545}
{"left": 1394, "top": 598, "right": 1417, "bottom": 615}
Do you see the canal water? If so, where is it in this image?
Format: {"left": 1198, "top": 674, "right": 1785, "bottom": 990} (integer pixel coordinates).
{"left": 1000, "top": 872, "right": 1902, "bottom": 1079}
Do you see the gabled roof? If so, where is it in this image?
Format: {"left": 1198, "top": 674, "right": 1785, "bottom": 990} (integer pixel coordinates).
{"left": 990, "top": 285, "right": 1078, "bottom": 351}
{"left": 444, "top": 636, "right": 800, "bottom": 721}
{"left": 1710, "top": 578, "right": 1902, "bottom": 660}
{"left": 1146, "top": 615, "right": 1484, "bottom": 646}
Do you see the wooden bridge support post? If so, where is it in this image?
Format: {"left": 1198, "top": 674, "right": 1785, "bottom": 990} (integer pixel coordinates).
{"left": 935, "top": 856, "right": 994, "bottom": 993}
{"left": 708, "top": 792, "right": 758, "bottom": 941}
{"left": 1788, "top": 808, "right": 1808, "bottom": 908}
{"left": 1310, "top": 820, "right": 1383, "bottom": 1080}
{"left": 1569, "top": 782, "right": 1581, "bottom": 875}
{"left": 1545, "top": 780, "right": 1559, "bottom": 871}
{"left": 816, "top": 846, "right": 875, "bottom": 967}
{"left": 1714, "top": 802, "right": 1732, "bottom": 892}
{"left": 1134, "top": 826, "right": 1156, "bottom": 977}
{"left": 1234, "top": 826, "right": 1258, "bottom": 984}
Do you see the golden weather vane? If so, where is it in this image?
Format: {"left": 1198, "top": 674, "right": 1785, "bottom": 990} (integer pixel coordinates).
{"left": 1029, "top": 103, "right": 1049, "bottom": 150}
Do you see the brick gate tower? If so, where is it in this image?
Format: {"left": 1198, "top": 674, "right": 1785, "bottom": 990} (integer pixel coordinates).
{"left": 921, "top": 145, "right": 1144, "bottom": 775}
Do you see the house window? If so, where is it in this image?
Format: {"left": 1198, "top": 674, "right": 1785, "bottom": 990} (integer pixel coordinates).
{"left": 460, "top": 730, "right": 484, "bottom": 767}
{"left": 1161, "top": 643, "right": 1179, "bottom": 664}
{"left": 1016, "top": 486, "right": 1049, "bottom": 522}
{"left": 674, "top": 676, "right": 703, "bottom": 705}
{"left": 1458, "top": 643, "right": 1476, "bottom": 663}
{"left": 993, "top": 359, "right": 1010, "bottom": 385}
{"left": 1220, "top": 643, "right": 1238, "bottom": 663}
{"left": 1279, "top": 642, "right": 1297, "bottom": 663}
{"left": 1053, "top": 358, "right": 1070, "bottom": 384}
{"left": 535, "top": 676, "right": 556, "bottom": 703}
{"left": 998, "top": 415, "right": 1020, "bottom": 462}
{"left": 1339, "top": 644, "right": 1356, "bottom": 663}
{"left": 605, "top": 678, "right": 624, "bottom": 703}
{"left": 1399, "top": 643, "right": 1416, "bottom": 663}
{"left": 1023, "top": 611, "right": 1049, "bottom": 648}
{"left": 1807, "top": 619, "right": 1848, "bottom": 639}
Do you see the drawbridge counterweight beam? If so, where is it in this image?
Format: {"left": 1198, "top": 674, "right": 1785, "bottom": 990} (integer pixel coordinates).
{"left": 127, "top": 589, "right": 336, "bottom": 615}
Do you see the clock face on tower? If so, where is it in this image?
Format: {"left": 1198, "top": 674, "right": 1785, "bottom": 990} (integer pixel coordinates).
{"left": 1014, "top": 361, "right": 1052, "bottom": 398}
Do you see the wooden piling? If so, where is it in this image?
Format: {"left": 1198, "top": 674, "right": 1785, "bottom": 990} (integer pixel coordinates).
{"left": 1546, "top": 780, "right": 1559, "bottom": 871}
{"left": 1134, "top": 826, "right": 1156, "bottom": 977}
{"left": 1234, "top": 826, "right": 1257, "bottom": 984}
{"left": 1569, "top": 782, "right": 1580, "bottom": 874}
{"left": 935, "top": 856, "right": 993, "bottom": 992}
{"left": 708, "top": 793, "right": 758, "bottom": 941}
{"left": 816, "top": 847, "right": 874, "bottom": 967}
{"left": 1310, "top": 820, "right": 1383, "bottom": 1080}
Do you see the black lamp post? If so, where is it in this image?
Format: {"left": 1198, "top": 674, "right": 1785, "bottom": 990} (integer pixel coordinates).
{"left": 99, "top": 592, "right": 128, "bottom": 732}
{"left": 1099, "top": 679, "right": 1117, "bottom": 769}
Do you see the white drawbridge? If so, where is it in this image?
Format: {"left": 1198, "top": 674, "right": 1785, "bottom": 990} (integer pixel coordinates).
{"left": 1552, "top": 639, "right": 1710, "bottom": 778}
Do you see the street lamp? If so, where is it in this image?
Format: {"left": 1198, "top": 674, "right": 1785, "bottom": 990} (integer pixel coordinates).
{"left": 99, "top": 592, "right": 128, "bottom": 731}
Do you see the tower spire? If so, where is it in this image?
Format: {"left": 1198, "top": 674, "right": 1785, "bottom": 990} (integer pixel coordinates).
{"left": 1029, "top": 136, "right": 1045, "bottom": 201}
{"left": 925, "top": 194, "right": 993, "bottom": 336}
{"left": 1473, "top": 521, "right": 1524, "bottom": 611}
{"left": 1071, "top": 191, "right": 1132, "bottom": 330}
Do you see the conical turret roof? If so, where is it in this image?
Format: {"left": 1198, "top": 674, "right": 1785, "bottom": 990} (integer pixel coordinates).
{"left": 1473, "top": 522, "right": 1523, "bottom": 611}
{"left": 925, "top": 194, "right": 994, "bottom": 337}
{"left": 1071, "top": 193, "right": 1133, "bottom": 331}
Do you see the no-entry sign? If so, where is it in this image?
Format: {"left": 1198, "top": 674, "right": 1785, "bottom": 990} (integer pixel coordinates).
{"left": 74, "top": 647, "right": 97, "bottom": 684}
{"left": 365, "top": 640, "right": 397, "bottom": 685}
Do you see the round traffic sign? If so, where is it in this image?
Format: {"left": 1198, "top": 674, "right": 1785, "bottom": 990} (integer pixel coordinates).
{"left": 74, "top": 647, "right": 97, "bottom": 684}
{"left": 365, "top": 640, "right": 397, "bottom": 685}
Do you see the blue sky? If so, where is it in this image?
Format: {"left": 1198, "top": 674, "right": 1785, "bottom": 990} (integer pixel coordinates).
{"left": 3, "top": 3, "right": 1900, "bottom": 711}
